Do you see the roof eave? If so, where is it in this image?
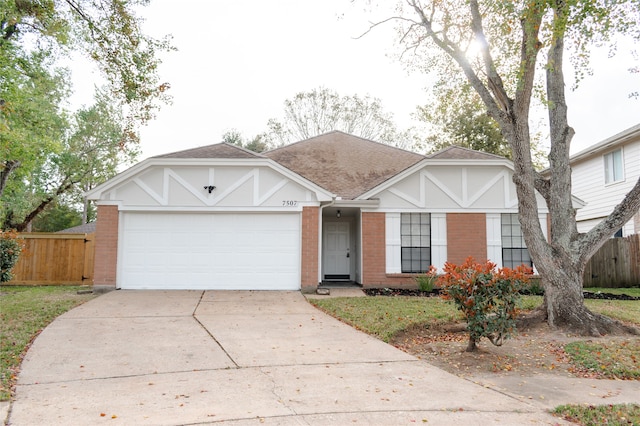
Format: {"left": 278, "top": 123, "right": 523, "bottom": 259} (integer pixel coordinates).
{"left": 569, "top": 123, "right": 640, "bottom": 164}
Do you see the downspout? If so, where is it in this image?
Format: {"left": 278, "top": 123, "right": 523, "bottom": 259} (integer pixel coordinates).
{"left": 318, "top": 197, "right": 337, "bottom": 285}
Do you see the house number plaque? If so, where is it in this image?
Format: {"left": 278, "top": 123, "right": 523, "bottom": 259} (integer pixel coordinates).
{"left": 282, "top": 200, "right": 298, "bottom": 206}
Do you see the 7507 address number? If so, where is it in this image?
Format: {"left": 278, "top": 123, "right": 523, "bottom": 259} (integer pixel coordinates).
{"left": 282, "top": 200, "right": 298, "bottom": 206}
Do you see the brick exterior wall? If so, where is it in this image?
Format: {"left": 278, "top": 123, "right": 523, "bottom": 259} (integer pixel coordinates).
{"left": 447, "top": 213, "right": 487, "bottom": 264}
{"left": 93, "top": 205, "right": 119, "bottom": 289}
{"left": 300, "top": 206, "right": 319, "bottom": 292}
{"left": 361, "top": 212, "right": 415, "bottom": 288}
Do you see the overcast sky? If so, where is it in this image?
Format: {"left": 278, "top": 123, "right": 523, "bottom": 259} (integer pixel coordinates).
{"left": 71, "top": 0, "right": 640, "bottom": 160}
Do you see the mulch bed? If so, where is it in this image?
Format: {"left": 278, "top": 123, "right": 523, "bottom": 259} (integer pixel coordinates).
{"left": 363, "top": 288, "right": 640, "bottom": 300}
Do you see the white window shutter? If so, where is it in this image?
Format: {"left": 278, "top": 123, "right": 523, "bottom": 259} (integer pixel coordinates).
{"left": 431, "top": 213, "right": 447, "bottom": 271}
{"left": 385, "top": 213, "right": 401, "bottom": 273}
{"left": 486, "top": 213, "right": 503, "bottom": 268}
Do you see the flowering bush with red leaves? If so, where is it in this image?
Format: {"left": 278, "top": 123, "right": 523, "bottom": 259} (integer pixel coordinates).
{"left": 436, "top": 257, "right": 532, "bottom": 351}
{"left": 0, "top": 229, "right": 23, "bottom": 283}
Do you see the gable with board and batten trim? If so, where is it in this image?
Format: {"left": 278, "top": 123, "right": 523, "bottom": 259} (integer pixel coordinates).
{"left": 361, "top": 161, "right": 548, "bottom": 212}
{"left": 87, "top": 159, "right": 333, "bottom": 211}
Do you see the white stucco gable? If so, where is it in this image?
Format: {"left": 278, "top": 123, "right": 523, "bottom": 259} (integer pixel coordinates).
{"left": 86, "top": 158, "right": 334, "bottom": 211}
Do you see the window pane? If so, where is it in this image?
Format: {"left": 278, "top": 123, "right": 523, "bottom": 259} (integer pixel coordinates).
{"left": 613, "top": 150, "right": 623, "bottom": 181}
{"left": 604, "top": 150, "right": 624, "bottom": 184}
{"left": 400, "top": 213, "right": 431, "bottom": 273}
{"left": 501, "top": 214, "right": 533, "bottom": 268}
{"left": 402, "top": 259, "right": 411, "bottom": 271}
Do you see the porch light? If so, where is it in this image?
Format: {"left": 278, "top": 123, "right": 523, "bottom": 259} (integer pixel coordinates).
{"left": 336, "top": 210, "right": 341, "bottom": 218}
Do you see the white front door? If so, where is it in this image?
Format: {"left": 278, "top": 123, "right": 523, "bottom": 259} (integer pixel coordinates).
{"left": 324, "top": 222, "right": 350, "bottom": 280}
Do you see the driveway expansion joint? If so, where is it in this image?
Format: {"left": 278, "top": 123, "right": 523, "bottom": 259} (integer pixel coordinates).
{"left": 192, "top": 315, "right": 239, "bottom": 368}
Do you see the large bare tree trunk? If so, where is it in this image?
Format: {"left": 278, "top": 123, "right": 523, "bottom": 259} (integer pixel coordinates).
{"left": 538, "top": 258, "right": 638, "bottom": 335}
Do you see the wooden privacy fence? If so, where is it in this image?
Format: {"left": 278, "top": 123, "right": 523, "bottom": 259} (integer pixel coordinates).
{"left": 6, "top": 233, "right": 95, "bottom": 286}
{"left": 583, "top": 234, "right": 640, "bottom": 288}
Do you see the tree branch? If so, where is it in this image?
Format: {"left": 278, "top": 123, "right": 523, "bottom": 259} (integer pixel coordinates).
{"left": 546, "top": 2, "right": 578, "bottom": 249}
{"left": 575, "top": 177, "right": 640, "bottom": 265}
{"left": 468, "top": 0, "right": 512, "bottom": 114}
{"left": 0, "top": 160, "right": 21, "bottom": 198}
{"left": 9, "top": 179, "right": 76, "bottom": 232}
{"left": 533, "top": 171, "right": 551, "bottom": 205}
{"left": 406, "top": 0, "right": 507, "bottom": 127}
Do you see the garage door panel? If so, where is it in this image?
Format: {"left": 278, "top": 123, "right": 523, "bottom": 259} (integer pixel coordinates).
{"left": 119, "top": 213, "right": 300, "bottom": 290}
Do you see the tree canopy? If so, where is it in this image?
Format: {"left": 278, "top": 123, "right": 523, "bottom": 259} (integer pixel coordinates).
{"left": 1, "top": 0, "right": 173, "bottom": 231}
{"left": 263, "top": 87, "right": 422, "bottom": 151}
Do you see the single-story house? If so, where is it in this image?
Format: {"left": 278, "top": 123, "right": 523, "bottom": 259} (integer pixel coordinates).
{"left": 56, "top": 222, "right": 97, "bottom": 234}
{"left": 88, "top": 131, "right": 549, "bottom": 292}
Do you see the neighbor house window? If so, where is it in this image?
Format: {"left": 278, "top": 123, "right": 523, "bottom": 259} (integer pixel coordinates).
{"left": 604, "top": 149, "right": 623, "bottom": 184}
{"left": 501, "top": 213, "right": 533, "bottom": 269}
{"left": 401, "top": 213, "right": 431, "bottom": 273}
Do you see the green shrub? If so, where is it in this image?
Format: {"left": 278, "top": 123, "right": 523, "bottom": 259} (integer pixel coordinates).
{"left": 437, "top": 257, "right": 532, "bottom": 352}
{"left": 522, "top": 277, "right": 544, "bottom": 295}
{"left": 414, "top": 265, "right": 438, "bottom": 292}
{"left": 0, "top": 229, "right": 23, "bottom": 283}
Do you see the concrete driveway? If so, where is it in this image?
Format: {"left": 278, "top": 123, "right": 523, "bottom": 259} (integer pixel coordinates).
{"left": 7, "top": 290, "right": 567, "bottom": 425}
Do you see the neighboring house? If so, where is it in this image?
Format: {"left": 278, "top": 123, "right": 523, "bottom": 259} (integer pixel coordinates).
{"left": 87, "top": 131, "right": 550, "bottom": 292}
{"left": 56, "top": 222, "right": 97, "bottom": 234}
{"left": 569, "top": 123, "right": 640, "bottom": 237}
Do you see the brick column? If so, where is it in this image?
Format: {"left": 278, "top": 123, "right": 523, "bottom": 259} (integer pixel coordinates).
{"left": 300, "top": 206, "right": 319, "bottom": 293}
{"left": 93, "top": 204, "right": 119, "bottom": 291}
{"left": 446, "top": 213, "right": 487, "bottom": 264}
{"left": 361, "top": 212, "right": 386, "bottom": 286}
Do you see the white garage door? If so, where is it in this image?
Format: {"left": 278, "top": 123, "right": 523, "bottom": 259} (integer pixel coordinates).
{"left": 119, "top": 212, "right": 301, "bottom": 290}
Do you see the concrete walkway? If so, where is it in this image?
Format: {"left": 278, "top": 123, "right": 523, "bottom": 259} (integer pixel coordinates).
{"left": 7, "top": 290, "right": 571, "bottom": 425}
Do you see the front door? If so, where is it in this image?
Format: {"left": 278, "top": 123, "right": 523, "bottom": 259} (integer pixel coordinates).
{"left": 324, "top": 222, "right": 350, "bottom": 280}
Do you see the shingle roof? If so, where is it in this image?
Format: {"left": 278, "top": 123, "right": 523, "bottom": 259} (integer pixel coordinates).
{"left": 147, "top": 136, "right": 509, "bottom": 200}
{"left": 56, "top": 222, "right": 97, "bottom": 234}
{"left": 427, "top": 145, "right": 507, "bottom": 160}
{"left": 264, "top": 131, "right": 425, "bottom": 199}
{"left": 154, "top": 142, "right": 264, "bottom": 159}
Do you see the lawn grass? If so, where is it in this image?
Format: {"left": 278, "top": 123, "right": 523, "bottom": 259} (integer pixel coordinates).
{"left": 309, "top": 296, "right": 462, "bottom": 342}
{"left": 564, "top": 340, "right": 640, "bottom": 379}
{"left": 309, "top": 292, "right": 640, "bottom": 343}
{"left": 0, "top": 285, "right": 96, "bottom": 401}
{"left": 554, "top": 403, "right": 640, "bottom": 426}
{"left": 585, "top": 287, "right": 640, "bottom": 297}
{"left": 518, "top": 292, "right": 640, "bottom": 326}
